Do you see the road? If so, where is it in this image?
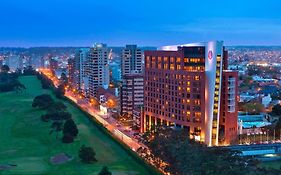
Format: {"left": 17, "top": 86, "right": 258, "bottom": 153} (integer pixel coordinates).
{"left": 65, "top": 91, "right": 143, "bottom": 151}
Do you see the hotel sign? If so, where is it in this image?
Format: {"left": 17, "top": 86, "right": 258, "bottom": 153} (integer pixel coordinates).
{"left": 208, "top": 50, "right": 213, "bottom": 60}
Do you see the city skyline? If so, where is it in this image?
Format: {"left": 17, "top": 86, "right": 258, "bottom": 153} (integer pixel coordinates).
{"left": 1, "top": 0, "right": 281, "bottom": 47}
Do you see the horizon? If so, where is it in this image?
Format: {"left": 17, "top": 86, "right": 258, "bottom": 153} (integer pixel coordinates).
{"left": 2, "top": 44, "right": 281, "bottom": 49}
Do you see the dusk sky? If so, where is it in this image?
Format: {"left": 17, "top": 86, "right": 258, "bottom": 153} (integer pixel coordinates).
{"left": 1, "top": 0, "right": 281, "bottom": 47}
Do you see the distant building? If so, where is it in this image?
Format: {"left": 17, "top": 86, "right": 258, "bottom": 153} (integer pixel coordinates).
{"left": 239, "top": 93, "right": 257, "bottom": 102}
{"left": 88, "top": 43, "right": 109, "bottom": 98}
{"left": 261, "top": 94, "right": 272, "bottom": 108}
{"left": 74, "top": 48, "right": 90, "bottom": 96}
{"left": 238, "top": 113, "right": 271, "bottom": 135}
{"left": 67, "top": 58, "right": 75, "bottom": 87}
{"left": 40, "top": 56, "right": 45, "bottom": 68}
{"left": 19, "top": 55, "right": 24, "bottom": 70}
{"left": 49, "top": 58, "right": 59, "bottom": 72}
{"left": 121, "top": 74, "right": 144, "bottom": 118}
{"left": 109, "top": 60, "right": 121, "bottom": 82}
{"left": 142, "top": 41, "right": 238, "bottom": 146}
{"left": 121, "top": 45, "right": 143, "bottom": 78}
{"left": 0, "top": 58, "right": 3, "bottom": 67}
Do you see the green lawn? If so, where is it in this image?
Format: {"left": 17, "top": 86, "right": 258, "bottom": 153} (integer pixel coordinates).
{"left": 0, "top": 76, "right": 151, "bottom": 175}
{"left": 261, "top": 160, "right": 281, "bottom": 170}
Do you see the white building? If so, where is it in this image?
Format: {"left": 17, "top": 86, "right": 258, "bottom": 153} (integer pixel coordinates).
{"left": 261, "top": 94, "right": 272, "bottom": 108}
{"left": 76, "top": 48, "right": 90, "bottom": 96}
{"left": 88, "top": 43, "right": 109, "bottom": 98}
{"left": 121, "top": 45, "right": 143, "bottom": 78}
{"left": 121, "top": 74, "right": 144, "bottom": 116}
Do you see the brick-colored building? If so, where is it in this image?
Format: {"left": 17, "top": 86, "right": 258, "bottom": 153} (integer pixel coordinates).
{"left": 142, "top": 41, "right": 238, "bottom": 146}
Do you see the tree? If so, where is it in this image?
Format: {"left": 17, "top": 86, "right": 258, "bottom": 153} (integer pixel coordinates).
{"left": 62, "top": 119, "right": 78, "bottom": 143}
{"left": 242, "top": 102, "right": 264, "bottom": 114}
{"left": 60, "top": 72, "right": 68, "bottom": 85}
{"left": 143, "top": 126, "right": 280, "bottom": 175}
{"left": 54, "top": 84, "right": 65, "bottom": 99}
{"left": 98, "top": 166, "right": 112, "bottom": 175}
{"left": 79, "top": 145, "right": 97, "bottom": 163}
{"left": 47, "top": 101, "right": 67, "bottom": 114}
{"left": 23, "top": 66, "right": 36, "bottom": 75}
{"left": 50, "top": 121, "right": 63, "bottom": 139}
{"left": 32, "top": 94, "right": 54, "bottom": 109}
{"left": 62, "top": 133, "right": 74, "bottom": 143}
{"left": 14, "top": 82, "right": 26, "bottom": 93}
{"left": 272, "top": 104, "right": 281, "bottom": 116}
{"left": 1, "top": 65, "right": 10, "bottom": 73}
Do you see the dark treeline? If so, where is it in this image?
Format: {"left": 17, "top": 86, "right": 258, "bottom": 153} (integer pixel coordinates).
{"left": 139, "top": 126, "right": 281, "bottom": 175}
{"left": 32, "top": 93, "right": 78, "bottom": 143}
{"left": 0, "top": 65, "right": 26, "bottom": 92}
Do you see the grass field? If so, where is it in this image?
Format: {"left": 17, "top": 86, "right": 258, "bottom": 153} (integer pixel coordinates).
{"left": 0, "top": 76, "right": 150, "bottom": 175}
{"left": 261, "top": 160, "right": 281, "bottom": 170}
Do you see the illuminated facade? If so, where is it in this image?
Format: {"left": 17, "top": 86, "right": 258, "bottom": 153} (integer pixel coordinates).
{"left": 121, "top": 45, "right": 143, "bottom": 78}
{"left": 74, "top": 48, "right": 90, "bottom": 97}
{"left": 67, "top": 58, "right": 75, "bottom": 86}
{"left": 121, "top": 74, "right": 144, "bottom": 116}
{"left": 88, "top": 43, "right": 110, "bottom": 98}
{"left": 142, "top": 41, "right": 238, "bottom": 146}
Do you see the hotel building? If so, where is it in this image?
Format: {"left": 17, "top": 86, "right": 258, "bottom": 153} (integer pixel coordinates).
{"left": 142, "top": 41, "right": 238, "bottom": 146}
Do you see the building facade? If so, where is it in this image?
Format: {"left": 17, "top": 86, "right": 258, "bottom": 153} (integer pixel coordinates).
{"left": 67, "top": 58, "right": 75, "bottom": 87}
{"left": 74, "top": 48, "right": 90, "bottom": 96}
{"left": 121, "top": 74, "right": 144, "bottom": 117}
{"left": 142, "top": 41, "right": 238, "bottom": 146}
{"left": 121, "top": 45, "right": 143, "bottom": 78}
{"left": 88, "top": 43, "right": 110, "bottom": 98}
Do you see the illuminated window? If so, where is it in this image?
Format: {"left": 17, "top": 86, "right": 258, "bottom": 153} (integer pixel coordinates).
{"left": 146, "top": 56, "right": 150, "bottom": 62}
{"left": 186, "top": 87, "right": 190, "bottom": 92}
{"left": 176, "top": 65, "right": 181, "bottom": 70}
{"left": 176, "top": 57, "right": 181, "bottom": 63}
{"left": 194, "top": 75, "right": 200, "bottom": 81}
{"left": 184, "top": 58, "right": 189, "bottom": 63}
{"left": 186, "top": 111, "right": 190, "bottom": 121}
{"left": 170, "top": 64, "right": 175, "bottom": 70}
{"left": 158, "top": 63, "right": 162, "bottom": 69}
{"left": 152, "top": 56, "right": 156, "bottom": 68}
{"left": 157, "top": 56, "right": 162, "bottom": 62}
{"left": 164, "top": 63, "right": 168, "bottom": 69}
{"left": 146, "top": 63, "right": 150, "bottom": 68}
{"left": 170, "top": 57, "right": 174, "bottom": 62}
{"left": 195, "top": 112, "right": 201, "bottom": 118}
{"left": 194, "top": 99, "right": 201, "bottom": 105}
